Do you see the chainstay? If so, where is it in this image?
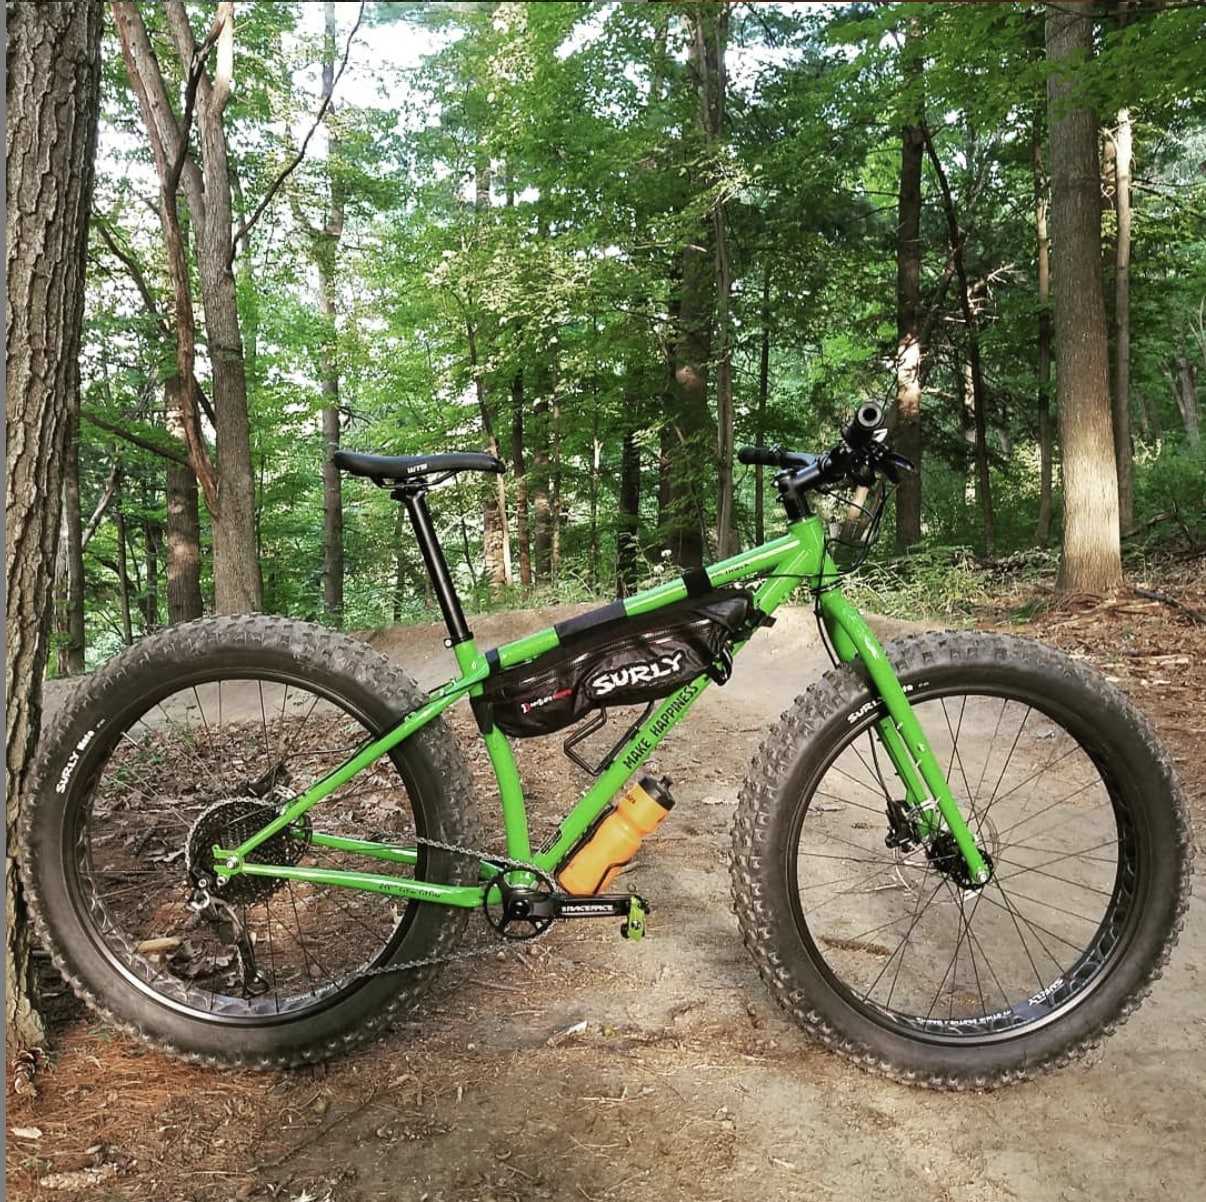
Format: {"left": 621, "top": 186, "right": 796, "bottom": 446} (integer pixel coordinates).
{"left": 311, "top": 835, "right": 558, "bottom": 992}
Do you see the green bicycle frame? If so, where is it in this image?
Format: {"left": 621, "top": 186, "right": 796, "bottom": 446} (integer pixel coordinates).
{"left": 211, "top": 514, "right": 990, "bottom": 905}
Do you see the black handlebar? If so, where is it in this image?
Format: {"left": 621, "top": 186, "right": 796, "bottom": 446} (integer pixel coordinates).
{"left": 737, "top": 402, "right": 911, "bottom": 498}
{"left": 736, "top": 445, "right": 816, "bottom": 470}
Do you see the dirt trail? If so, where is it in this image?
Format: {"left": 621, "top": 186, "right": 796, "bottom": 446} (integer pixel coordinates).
{"left": 16, "top": 604, "right": 1206, "bottom": 1202}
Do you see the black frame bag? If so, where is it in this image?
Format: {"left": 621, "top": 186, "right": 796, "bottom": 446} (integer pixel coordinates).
{"left": 481, "top": 589, "right": 756, "bottom": 738}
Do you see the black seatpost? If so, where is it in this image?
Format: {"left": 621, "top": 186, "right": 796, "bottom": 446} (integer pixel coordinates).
{"left": 395, "top": 486, "right": 471, "bottom": 645}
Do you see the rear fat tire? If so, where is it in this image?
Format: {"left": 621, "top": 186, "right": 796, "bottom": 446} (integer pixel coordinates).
{"left": 23, "top": 615, "right": 481, "bottom": 1068}
{"left": 730, "top": 630, "right": 1193, "bottom": 1089}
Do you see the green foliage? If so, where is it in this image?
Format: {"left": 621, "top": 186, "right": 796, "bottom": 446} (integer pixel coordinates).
{"left": 70, "top": 1, "right": 1204, "bottom": 661}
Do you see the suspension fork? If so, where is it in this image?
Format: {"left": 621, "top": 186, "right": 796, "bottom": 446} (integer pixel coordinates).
{"left": 817, "top": 589, "right": 990, "bottom": 886}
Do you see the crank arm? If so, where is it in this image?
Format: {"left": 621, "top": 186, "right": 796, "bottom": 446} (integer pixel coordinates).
{"left": 555, "top": 894, "right": 650, "bottom": 920}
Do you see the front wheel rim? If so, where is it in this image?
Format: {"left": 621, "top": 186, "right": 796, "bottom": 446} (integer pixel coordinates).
{"left": 786, "top": 685, "right": 1145, "bottom": 1046}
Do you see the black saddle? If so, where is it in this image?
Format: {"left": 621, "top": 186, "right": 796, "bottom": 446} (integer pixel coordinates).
{"left": 332, "top": 449, "right": 504, "bottom": 485}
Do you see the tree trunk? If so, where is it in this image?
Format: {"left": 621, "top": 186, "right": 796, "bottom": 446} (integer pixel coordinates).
{"left": 1175, "top": 356, "right": 1200, "bottom": 446}
{"left": 894, "top": 26, "right": 924, "bottom": 550}
{"left": 588, "top": 400, "right": 602, "bottom": 591}
{"left": 922, "top": 128, "right": 994, "bottom": 556}
{"left": 755, "top": 273, "right": 771, "bottom": 546}
{"left": 164, "top": 381, "right": 205, "bottom": 623}
{"left": 142, "top": 508, "right": 161, "bottom": 632}
{"left": 467, "top": 320, "right": 510, "bottom": 591}
{"left": 114, "top": 503, "right": 134, "bottom": 646}
{"left": 319, "top": 1, "right": 345, "bottom": 625}
{"left": 5, "top": 0, "right": 102, "bottom": 1055}
{"left": 115, "top": 1, "right": 263, "bottom": 614}
{"left": 1112, "top": 108, "right": 1135, "bottom": 533}
{"left": 707, "top": 8, "right": 735, "bottom": 558}
{"left": 470, "top": 153, "right": 511, "bottom": 592}
{"left": 531, "top": 392, "right": 552, "bottom": 583}
{"left": 511, "top": 372, "right": 532, "bottom": 588}
{"left": 550, "top": 390, "right": 562, "bottom": 582}
{"left": 665, "top": 7, "right": 726, "bottom": 570}
{"left": 57, "top": 413, "right": 87, "bottom": 674}
{"left": 617, "top": 420, "right": 641, "bottom": 597}
{"left": 1047, "top": 3, "right": 1123, "bottom": 593}
{"left": 1033, "top": 129, "right": 1055, "bottom": 546}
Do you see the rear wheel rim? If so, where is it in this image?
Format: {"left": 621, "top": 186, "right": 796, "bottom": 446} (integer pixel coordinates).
{"left": 63, "top": 671, "right": 429, "bottom": 1024}
{"left": 787, "top": 685, "right": 1143, "bottom": 1045}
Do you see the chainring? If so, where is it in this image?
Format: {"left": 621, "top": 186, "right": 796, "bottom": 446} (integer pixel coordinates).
{"left": 186, "top": 799, "right": 311, "bottom": 905}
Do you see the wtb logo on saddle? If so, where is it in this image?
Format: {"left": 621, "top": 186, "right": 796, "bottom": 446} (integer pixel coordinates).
{"left": 587, "top": 650, "right": 686, "bottom": 698}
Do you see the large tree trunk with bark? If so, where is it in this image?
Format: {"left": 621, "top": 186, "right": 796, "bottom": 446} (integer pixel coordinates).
{"left": 173, "top": 5, "right": 262, "bottom": 614}
{"left": 1033, "top": 129, "right": 1055, "bottom": 546}
{"left": 1047, "top": 3, "right": 1123, "bottom": 593}
{"left": 1112, "top": 108, "right": 1135, "bottom": 533}
{"left": 5, "top": 0, "right": 103, "bottom": 1055}
{"left": 894, "top": 25, "right": 924, "bottom": 550}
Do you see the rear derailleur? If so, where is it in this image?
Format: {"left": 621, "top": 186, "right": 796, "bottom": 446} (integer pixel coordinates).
{"left": 185, "top": 879, "right": 270, "bottom": 998}
{"left": 482, "top": 869, "right": 649, "bottom": 942}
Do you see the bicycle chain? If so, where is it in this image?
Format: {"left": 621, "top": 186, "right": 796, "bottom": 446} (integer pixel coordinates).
{"left": 280, "top": 835, "right": 559, "bottom": 994}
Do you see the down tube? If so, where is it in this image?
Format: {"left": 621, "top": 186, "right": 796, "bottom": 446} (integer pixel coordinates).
{"left": 533, "top": 677, "right": 712, "bottom": 871}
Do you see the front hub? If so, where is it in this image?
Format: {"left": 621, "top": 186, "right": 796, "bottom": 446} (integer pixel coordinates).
{"left": 926, "top": 831, "right": 994, "bottom": 890}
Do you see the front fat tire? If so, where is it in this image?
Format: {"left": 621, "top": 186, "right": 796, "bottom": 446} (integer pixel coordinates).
{"left": 730, "top": 630, "right": 1193, "bottom": 1089}
{"left": 23, "top": 615, "right": 481, "bottom": 1069}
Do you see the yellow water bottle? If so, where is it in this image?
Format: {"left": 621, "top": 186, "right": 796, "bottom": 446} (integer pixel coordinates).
{"left": 557, "top": 776, "right": 675, "bottom": 896}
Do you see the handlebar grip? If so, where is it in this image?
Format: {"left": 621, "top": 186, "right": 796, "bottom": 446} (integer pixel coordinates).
{"left": 737, "top": 445, "right": 782, "bottom": 468}
{"left": 842, "top": 402, "right": 884, "bottom": 449}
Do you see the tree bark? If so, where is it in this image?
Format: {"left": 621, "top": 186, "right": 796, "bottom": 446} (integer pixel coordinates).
{"left": 57, "top": 413, "right": 87, "bottom": 674}
{"left": 113, "top": 503, "right": 134, "bottom": 646}
{"left": 755, "top": 272, "right": 771, "bottom": 546}
{"left": 1112, "top": 108, "right": 1135, "bottom": 533}
{"left": 1175, "top": 356, "right": 1200, "bottom": 446}
{"left": 894, "top": 25, "right": 924, "bottom": 550}
{"left": 5, "top": 0, "right": 102, "bottom": 1055}
{"left": 511, "top": 372, "right": 532, "bottom": 588}
{"left": 114, "top": 1, "right": 263, "bottom": 614}
{"left": 1033, "top": 128, "right": 1055, "bottom": 546}
{"left": 665, "top": 7, "right": 725, "bottom": 570}
{"left": 319, "top": 1, "right": 345, "bottom": 625}
{"left": 142, "top": 507, "right": 161, "bottom": 632}
{"left": 164, "top": 381, "right": 205, "bottom": 623}
{"left": 1047, "top": 3, "right": 1123, "bottom": 593}
{"left": 705, "top": 8, "right": 735, "bottom": 558}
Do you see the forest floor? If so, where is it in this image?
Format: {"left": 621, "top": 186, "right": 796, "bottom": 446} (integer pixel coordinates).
{"left": 10, "top": 565, "right": 1206, "bottom": 1202}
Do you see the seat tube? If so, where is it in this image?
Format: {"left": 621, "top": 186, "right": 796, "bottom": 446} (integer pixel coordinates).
{"left": 398, "top": 487, "right": 472, "bottom": 645}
